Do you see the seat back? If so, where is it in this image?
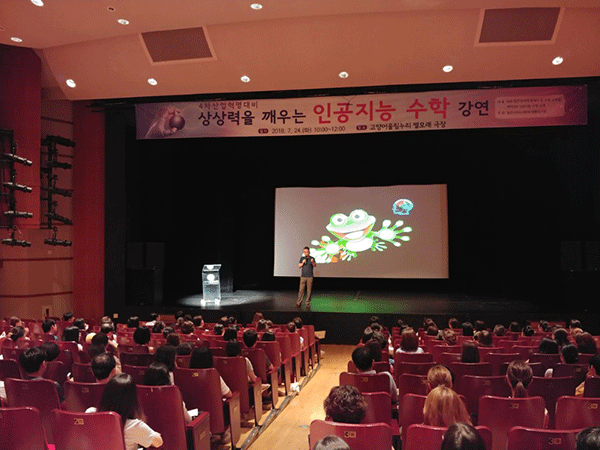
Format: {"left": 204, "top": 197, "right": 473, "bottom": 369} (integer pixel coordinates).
{"left": 256, "top": 340, "right": 282, "bottom": 367}
{"left": 488, "top": 353, "right": 519, "bottom": 376}
{"left": 0, "top": 406, "right": 48, "bottom": 450}
{"left": 0, "top": 359, "right": 21, "bottom": 381}
{"left": 457, "top": 375, "right": 511, "bottom": 424}
{"left": 214, "top": 355, "right": 259, "bottom": 422}
{"left": 396, "top": 352, "right": 434, "bottom": 363}
{"left": 362, "top": 391, "right": 393, "bottom": 424}
{"left": 137, "top": 384, "right": 187, "bottom": 450}
{"left": 432, "top": 345, "right": 461, "bottom": 362}
{"left": 584, "top": 377, "right": 600, "bottom": 397}
{"left": 339, "top": 371, "right": 390, "bottom": 394}
{"left": 44, "top": 360, "right": 69, "bottom": 386}
{"left": 478, "top": 395, "right": 545, "bottom": 450}
{"left": 528, "top": 353, "right": 562, "bottom": 371}
{"left": 173, "top": 367, "right": 227, "bottom": 433}
{"left": 63, "top": 380, "right": 106, "bottom": 412}
{"left": 448, "top": 362, "right": 492, "bottom": 386}
{"left": 437, "top": 352, "right": 462, "bottom": 365}
{"left": 50, "top": 409, "right": 126, "bottom": 450}
{"left": 507, "top": 426, "right": 579, "bottom": 450}
{"left": 1, "top": 346, "right": 24, "bottom": 362}
{"left": 400, "top": 394, "right": 426, "bottom": 444}
{"left": 119, "top": 351, "right": 154, "bottom": 367}
{"left": 405, "top": 424, "right": 492, "bottom": 450}
{"left": 528, "top": 376, "right": 576, "bottom": 428}
{"left": 553, "top": 363, "right": 588, "bottom": 386}
{"left": 309, "top": 419, "right": 392, "bottom": 450}
{"left": 71, "top": 362, "right": 97, "bottom": 383}
{"left": 555, "top": 396, "right": 600, "bottom": 430}
{"left": 175, "top": 354, "right": 191, "bottom": 368}
{"left": 397, "top": 373, "right": 428, "bottom": 413}
{"left": 122, "top": 364, "right": 148, "bottom": 385}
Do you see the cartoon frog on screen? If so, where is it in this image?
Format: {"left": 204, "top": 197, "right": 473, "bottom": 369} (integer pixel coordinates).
{"left": 310, "top": 208, "right": 412, "bottom": 263}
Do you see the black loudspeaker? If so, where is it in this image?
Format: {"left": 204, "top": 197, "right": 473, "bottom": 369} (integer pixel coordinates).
{"left": 127, "top": 242, "right": 145, "bottom": 269}
{"left": 127, "top": 268, "right": 163, "bottom": 306}
{"left": 145, "top": 242, "right": 165, "bottom": 269}
{"left": 585, "top": 241, "right": 600, "bottom": 272}
{"left": 561, "top": 241, "right": 582, "bottom": 272}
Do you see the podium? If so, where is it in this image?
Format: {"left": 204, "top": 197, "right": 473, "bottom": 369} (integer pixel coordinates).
{"left": 202, "top": 264, "right": 222, "bottom": 304}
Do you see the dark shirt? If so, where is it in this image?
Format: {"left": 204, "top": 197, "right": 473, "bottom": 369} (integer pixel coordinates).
{"left": 299, "top": 256, "right": 315, "bottom": 277}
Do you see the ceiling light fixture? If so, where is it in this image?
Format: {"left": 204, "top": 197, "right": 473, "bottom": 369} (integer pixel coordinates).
{"left": 442, "top": 65, "right": 453, "bottom": 73}
{"left": 339, "top": 71, "right": 349, "bottom": 79}
{"left": 251, "top": 3, "right": 263, "bottom": 10}
{"left": 241, "top": 75, "right": 250, "bottom": 83}
{"left": 147, "top": 78, "right": 158, "bottom": 86}
{"left": 10, "top": 37, "right": 23, "bottom": 43}
{"left": 65, "top": 79, "right": 76, "bottom": 88}
{"left": 117, "top": 18, "right": 130, "bottom": 25}
{"left": 31, "top": 0, "right": 44, "bottom": 6}
{"left": 552, "top": 56, "right": 564, "bottom": 66}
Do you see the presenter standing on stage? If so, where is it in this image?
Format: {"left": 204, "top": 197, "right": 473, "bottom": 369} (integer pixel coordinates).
{"left": 297, "top": 246, "right": 316, "bottom": 308}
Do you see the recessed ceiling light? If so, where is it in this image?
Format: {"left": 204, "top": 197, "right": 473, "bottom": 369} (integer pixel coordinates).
{"left": 250, "top": 3, "right": 263, "bottom": 10}
{"left": 65, "top": 79, "right": 76, "bottom": 88}
{"left": 31, "top": 0, "right": 44, "bottom": 6}
{"left": 147, "top": 78, "right": 158, "bottom": 86}
{"left": 442, "top": 65, "right": 453, "bottom": 73}
{"left": 117, "top": 18, "right": 130, "bottom": 25}
{"left": 552, "top": 56, "right": 564, "bottom": 66}
{"left": 241, "top": 75, "right": 250, "bottom": 83}
{"left": 10, "top": 37, "right": 23, "bottom": 43}
{"left": 107, "top": 6, "right": 116, "bottom": 12}
{"left": 339, "top": 71, "right": 349, "bottom": 79}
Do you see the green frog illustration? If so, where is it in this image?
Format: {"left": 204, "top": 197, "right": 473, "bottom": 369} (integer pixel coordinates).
{"left": 310, "top": 208, "right": 412, "bottom": 263}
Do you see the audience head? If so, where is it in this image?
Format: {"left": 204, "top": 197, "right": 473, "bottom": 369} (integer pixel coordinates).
{"left": 97, "top": 373, "right": 140, "bottom": 426}
{"left": 42, "top": 318, "right": 56, "bottom": 334}
{"left": 561, "top": 344, "right": 579, "bottom": 364}
{"left": 213, "top": 323, "right": 224, "bottom": 335}
{"left": 153, "top": 344, "right": 176, "bottom": 372}
{"left": 576, "top": 332, "right": 598, "bottom": 355}
{"left": 143, "top": 362, "right": 172, "bottom": 386}
{"left": 62, "top": 326, "right": 80, "bottom": 343}
{"left": 225, "top": 340, "right": 242, "bottom": 357}
{"left": 9, "top": 326, "right": 25, "bottom": 342}
{"left": 351, "top": 345, "right": 374, "bottom": 371}
{"left": 126, "top": 316, "right": 140, "bottom": 328}
{"left": 133, "top": 326, "right": 151, "bottom": 345}
{"left": 477, "top": 330, "right": 493, "bottom": 347}
{"left": 509, "top": 321, "right": 521, "bottom": 333}
{"left": 323, "top": 385, "right": 367, "bottom": 424}
{"left": 577, "top": 427, "right": 600, "bottom": 450}
{"left": 400, "top": 327, "right": 420, "bottom": 352}
{"left": 442, "top": 329, "right": 457, "bottom": 346}
{"left": 423, "top": 385, "right": 472, "bottom": 427}
{"left": 448, "top": 318, "right": 460, "bottom": 330}
{"left": 441, "top": 423, "right": 487, "bottom": 450}
{"left": 427, "top": 365, "right": 453, "bottom": 391}
{"left": 176, "top": 342, "right": 193, "bottom": 355}
{"left": 553, "top": 328, "right": 570, "bottom": 348}
{"left": 361, "top": 327, "right": 374, "bottom": 344}
{"left": 461, "top": 322, "right": 474, "bottom": 337}
{"left": 189, "top": 346, "right": 213, "bottom": 369}
{"left": 222, "top": 327, "right": 238, "bottom": 341}
{"left": 461, "top": 341, "right": 480, "bottom": 363}
{"left": 256, "top": 319, "right": 268, "bottom": 332}
{"left": 261, "top": 330, "right": 276, "bottom": 341}
{"left": 587, "top": 354, "right": 600, "bottom": 378}
{"left": 91, "top": 352, "right": 117, "bottom": 382}
{"left": 243, "top": 329, "right": 259, "bottom": 348}
{"left": 8, "top": 316, "right": 22, "bottom": 327}
{"left": 63, "top": 312, "right": 74, "bottom": 322}
{"left": 538, "top": 338, "right": 559, "bottom": 354}
{"left": 19, "top": 346, "right": 47, "bottom": 375}
{"left": 181, "top": 320, "right": 195, "bottom": 335}
{"left": 493, "top": 324, "right": 506, "bottom": 337}
{"left": 506, "top": 360, "right": 533, "bottom": 398}
{"left": 40, "top": 341, "right": 60, "bottom": 362}
{"left": 313, "top": 435, "right": 350, "bottom": 450}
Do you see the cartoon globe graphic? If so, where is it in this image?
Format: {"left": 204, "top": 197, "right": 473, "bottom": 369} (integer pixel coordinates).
{"left": 392, "top": 199, "right": 414, "bottom": 215}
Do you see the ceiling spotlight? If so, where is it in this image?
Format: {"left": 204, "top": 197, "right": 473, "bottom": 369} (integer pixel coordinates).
{"left": 147, "top": 78, "right": 158, "bottom": 86}
{"left": 552, "top": 56, "right": 564, "bottom": 66}
{"left": 31, "top": 0, "right": 44, "bottom": 6}
{"left": 10, "top": 37, "right": 23, "bottom": 43}
{"left": 241, "top": 75, "right": 250, "bottom": 83}
{"left": 117, "top": 18, "right": 130, "bottom": 25}
{"left": 250, "top": 3, "right": 263, "bottom": 10}
{"left": 107, "top": 6, "right": 116, "bottom": 12}
{"left": 339, "top": 71, "right": 349, "bottom": 79}
{"left": 442, "top": 65, "right": 453, "bottom": 73}
{"left": 65, "top": 79, "right": 76, "bottom": 88}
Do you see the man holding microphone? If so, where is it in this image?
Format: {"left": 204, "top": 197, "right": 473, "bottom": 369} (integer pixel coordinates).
{"left": 296, "top": 246, "right": 316, "bottom": 309}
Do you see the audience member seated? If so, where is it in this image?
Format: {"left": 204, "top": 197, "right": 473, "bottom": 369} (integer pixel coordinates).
{"left": 537, "top": 338, "right": 559, "bottom": 354}
{"left": 477, "top": 330, "right": 493, "bottom": 347}
{"left": 351, "top": 345, "right": 398, "bottom": 403}
{"left": 442, "top": 329, "right": 458, "bottom": 346}
{"left": 545, "top": 344, "right": 578, "bottom": 377}
{"left": 19, "top": 345, "right": 65, "bottom": 401}
{"left": 222, "top": 327, "right": 238, "bottom": 342}
{"left": 87, "top": 373, "right": 163, "bottom": 450}
{"left": 143, "top": 362, "right": 192, "bottom": 423}
{"left": 461, "top": 341, "right": 480, "bottom": 363}
{"left": 423, "top": 385, "right": 472, "bottom": 427}
{"left": 441, "top": 422, "right": 487, "bottom": 450}
{"left": 133, "top": 327, "right": 152, "bottom": 348}
{"left": 41, "top": 318, "right": 58, "bottom": 340}
{"left": 225, "top": 340, "right": 259, "bottom": 383}
{"left": 323, "top": 385, "right": 367, "bottom": 424}
{"left": 92, "top": 352, "right": 118, "bottom": 383}
{"left": 461, "top": 322, "right": 474, "bottom": 337}
{"left": 553, "top": 328, "right": 571, "bottom": 349}
{"left": 396, "top": 327, "right": 424, "bottom": 354}
{"left": 493, "top": 324, "right": 506, "bottom": 337}
{"left": 62, "top": 326, "right": 83, "bottom": 351}
{"left": 180, "top": 321, "right": 195, "bottom": 335}
{"left": 153, "top": 344, "right": 176, "bottom": 382}
{"left": 427, "top": 365, "right": 454, "bottom": 391}
{"left": 576, "top": 354, "right": 600, "bottom": 396}
{"left": 506, "top": 360, "right": 532, "bottom": 398}
{"left": 577, "top": 427, "right": 600, "bottom": 450}
{"left": 261, "top": 330, "right": 276, "bottom": 342}
{"left": 189, "top": 346, "right": 232, "bottom": 399}
{"left": 313, "top": 435, "right": 351, "bottom": 450}
{"left": 244, "top": 329, "right": 274, "bottom": 373}
{"left": 39, "top": 341, "right": 60, "bottom": 362}
{"left": 127, "top": 316, "right": 140, "bottom": 329}
{"left": 576, "top": 332, "right": 599, "bottom": 355}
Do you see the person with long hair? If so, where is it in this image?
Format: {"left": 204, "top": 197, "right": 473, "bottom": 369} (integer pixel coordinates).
{"left": 189, "top": 346, "right": 232, "bottom": 399}
{"left": 505, "top": 360, "right": 533, "bottom": 398}
{"left": 89, "top": 373, "right": 163, "bottom": 450}
{"left": 396, "top": 327, "right": 423, "bottom": 354}
{"left": 426, "top": 365, "right": 454, "bottom": 391}
{"left": 423, "top": 385, "right": 472, "bottom": 427}
{"left": 143, "top": 362, "right": 192, "bottom": 423}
